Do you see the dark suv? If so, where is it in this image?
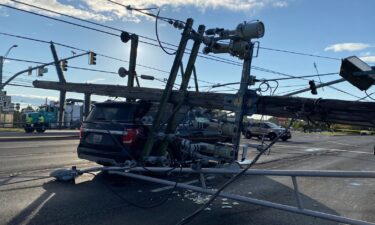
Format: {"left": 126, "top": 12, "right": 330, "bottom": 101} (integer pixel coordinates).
{"left": 77, "top": 101, "right": 153, "bottom": 165}
{"left": 243, "top": 122, "right": 291, "bottom": 141}
{"left": 77, "top": 101, "right": 224, "bottom": 166}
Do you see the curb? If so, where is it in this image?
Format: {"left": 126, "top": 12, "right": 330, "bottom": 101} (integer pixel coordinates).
{"left": 0, "top": 135, "right": 79, "bottom": 142}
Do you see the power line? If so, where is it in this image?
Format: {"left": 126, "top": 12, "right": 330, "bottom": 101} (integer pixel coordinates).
{"left": 0, "top": 2, "right": 238, "bottom": 66}
{"left": 263, "top": 72, "right": 338, "bottom": 81}
{"left": 357, "top": 90, "right": 375, "bottom": 101}
{"left": 4, "top": 57, "right": 114, "bottom": 75}
{"left": 9, "top": 0, "right": 339, "bottom": 64}
{"left": 259, "top": 47, "right": 341, "bottom": 61}
{"left": 1, "top": 2, "right": 314, "bottom": 80}
{"left": 2, "top": 1, "right": 352, "bottom": 96}
{"left": 277, "top": 84, "right": 308, "bottom": 88}
{"left": 0, "top": 32, "right": 217, "bottom": 85}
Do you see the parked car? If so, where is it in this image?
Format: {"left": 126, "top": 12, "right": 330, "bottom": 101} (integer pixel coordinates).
{"left": 242, "top": 122, "right": 291, "bottom": 141}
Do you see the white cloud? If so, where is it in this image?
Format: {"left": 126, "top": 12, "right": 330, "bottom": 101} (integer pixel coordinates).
{"left": 325, "top": 43, "right": 371, "bottom": 52}
{"left": 273, "top": 1, "right": 288, "bottom": 7}
{"left": 0, "top": 0, "right": 112, "bottom": 21}
{"left": 10, "top": 93, "right": 58, "bottom": 101}
{"left": 1, "top": 0, "right": 289, "bottom": 23}
{"left": 360, "top": 56, "right": 375, "bottom": 63}
{"left": 86, "top": 78, "right": 106, "bottom": 83}
{"left": 99, "top": 0, "right": 289, "bottom": 12}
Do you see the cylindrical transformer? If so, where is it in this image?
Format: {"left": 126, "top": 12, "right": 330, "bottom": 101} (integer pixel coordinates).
{"left": 235, "top": 21, "right": 265, "bottom": 39}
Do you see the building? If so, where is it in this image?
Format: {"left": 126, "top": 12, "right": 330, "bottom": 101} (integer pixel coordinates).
{"left": 0, "top": 91, "right": 14, "bottom": 113}
{"left": 0, "top": 91, "right": 15, "bottom": 128}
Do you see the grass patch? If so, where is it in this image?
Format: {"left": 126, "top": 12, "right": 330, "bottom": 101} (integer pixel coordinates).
{"left": 0, "top": 127, "right": 24, "bottom": 133}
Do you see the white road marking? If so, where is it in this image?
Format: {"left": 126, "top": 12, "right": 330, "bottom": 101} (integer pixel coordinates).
{"left": 327, "top": 141, "right": 360, "bottom": 147}
{"left": 305, "top": 148, "right": 323, "bottom": 152}
{"left": 19, "top": 192, "right": 55, "bottom": 225}
{"left": 241, "top": 143, "right": 373, "bottom": 155}
{"left": 151, "top": 176, "right": 215, "bottom": 193}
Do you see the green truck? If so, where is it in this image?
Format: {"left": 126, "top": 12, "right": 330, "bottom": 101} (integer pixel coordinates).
{"left": 24, "top": 105, "right": 58, "bottom": 133}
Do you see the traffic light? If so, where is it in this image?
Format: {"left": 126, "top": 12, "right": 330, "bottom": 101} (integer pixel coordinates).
{"left": 89, "top": 52, "right": 96, "bottom": 65}
{"left": 27, "top": 66, "right": 32, "bottom": 75}
{"left": 60, "top": 60, "right": 68, "bottom": 71}
{"left": 37, "top": 67, "right": 46, "bottom": 77}
{"left": 309, "top": 80, "right": 318, "bottom": 95}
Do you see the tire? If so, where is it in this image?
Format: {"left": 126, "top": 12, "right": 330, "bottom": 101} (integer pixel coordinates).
{"left": 268, "top": 133, "right": 277, "bottom": 141}
{"left": 36, "top": 128, "right": 46, "bottom": 133}
{"left": 281, "top": 137, "right": 288, "bottom": 141}
{"left": 36, "top": 125, "right": 46, "bottom": 133}
{"left": 24, "top": 127, "right": 35, "bottom": 133}
{"left": 245, "top": 131, "right": 252, "bottom": 139}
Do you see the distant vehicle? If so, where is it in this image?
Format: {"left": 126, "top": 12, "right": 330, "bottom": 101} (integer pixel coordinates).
{"left": 360, "top": 130, "right": 372, "bottom": 135}
{"left": 243, "top": 122, "right": 291, "bottom": 141}
{"left": 23, "top": 105, "right": 58, "bottom": 133}
{"left": 22, "top": 99, "right": 83, "bottom": 133}
{"left": 77, "top": 101, "right": 225, "bottom": 166}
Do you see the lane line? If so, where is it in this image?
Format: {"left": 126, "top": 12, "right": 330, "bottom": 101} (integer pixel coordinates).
{"left": 240, "top": 143, "right": 373, "bottom": 155}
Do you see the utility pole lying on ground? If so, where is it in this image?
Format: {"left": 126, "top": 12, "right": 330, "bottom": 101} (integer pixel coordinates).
{"left": 33, "top": 80, "right": 375, "bottom": 128}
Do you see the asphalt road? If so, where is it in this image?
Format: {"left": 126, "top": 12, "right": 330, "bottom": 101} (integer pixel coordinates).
{"left": 0, "top": 133, "right": 374, "bottom": 225}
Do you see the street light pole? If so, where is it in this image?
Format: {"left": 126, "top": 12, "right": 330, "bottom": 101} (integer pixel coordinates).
{"left": 0, "top": 44, "right": 18, "bottom": 91}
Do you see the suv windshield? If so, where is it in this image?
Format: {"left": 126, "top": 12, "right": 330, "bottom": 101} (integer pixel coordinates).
{"left": 265, "top": 122, "right": 280, "bottom": 128}
{"left": 86, "top": 104, "right": 136, "bottom": 122}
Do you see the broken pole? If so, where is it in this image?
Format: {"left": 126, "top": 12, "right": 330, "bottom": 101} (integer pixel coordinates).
{"left": 141, "top": 18, "right": 194, "bottom": 160}
{"left": 127, "top": 34, "right": 139, "bottom": 100}
{"left": 50, "top": 42, "right": 66, "bottom": 128}
{"left": 33, "top": 80, "right": 375, "bottom": 127}
{"left": 84, "top": 93, "right": 91, "bottom": 119}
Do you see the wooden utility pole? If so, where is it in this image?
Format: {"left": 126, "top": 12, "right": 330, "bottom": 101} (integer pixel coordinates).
{"left": 50, "top": 42, "right": 66, "bottom": 129}
{"left": 33, "top": 80, "right": 375, "bottom": 127}
{"left": 141, "top": 18, "right": 194, "bottom": 160}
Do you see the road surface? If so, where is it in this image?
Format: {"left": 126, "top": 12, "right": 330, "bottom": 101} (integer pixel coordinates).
{"left": 0, "top": 133, "right": 374, "bottom": 225}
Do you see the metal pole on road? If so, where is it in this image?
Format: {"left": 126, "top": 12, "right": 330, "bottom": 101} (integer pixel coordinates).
{"left": 111, "top": 171, "right": 375, "bottom": 225}
{"left": 283, "top": 78, "right": 345, "bottom": 96}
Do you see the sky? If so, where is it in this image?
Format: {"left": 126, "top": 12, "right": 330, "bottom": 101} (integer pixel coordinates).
{"left": 0, "top": 0, "right": 374, "bottom": 109}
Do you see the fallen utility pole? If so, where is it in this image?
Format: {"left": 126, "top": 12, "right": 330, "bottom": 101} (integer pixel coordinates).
{"left": 33, "top": 80, "right": 375, "bottom": 127}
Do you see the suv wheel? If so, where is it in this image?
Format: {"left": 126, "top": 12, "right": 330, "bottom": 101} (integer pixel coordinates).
{"left": 245, "top": 131, "right": 252, "bottom": 139}
{"left": 268, "top": 133, "right": 277, "bottom": 141}
{"left": 281, "top": 137, "right": 288, "bottom": 141}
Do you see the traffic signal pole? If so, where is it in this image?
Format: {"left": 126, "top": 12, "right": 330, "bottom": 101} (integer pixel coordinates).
{"left": 0, "top": 52, "right": 88, "bottom": 90}
{"left": 50, "top": 42, "right": 67, "bottom": 129}
{"left": 0, "top": 56, "right": 3, "bottom": 91}
{"left": 283, "top": 78, "right": 345, "bottom": 96}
